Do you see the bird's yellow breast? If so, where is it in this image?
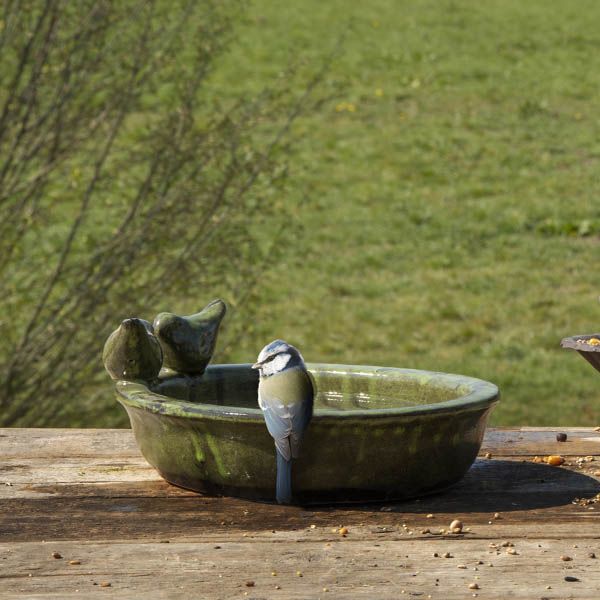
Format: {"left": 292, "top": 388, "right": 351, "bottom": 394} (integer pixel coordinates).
{"left": 259, "top": 368, "right": 313, "bottom": 406}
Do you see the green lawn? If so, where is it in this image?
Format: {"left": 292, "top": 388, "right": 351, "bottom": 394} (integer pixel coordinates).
{"left": 6, "top": 0, "right": 599, "bottom": 427}
{"left": 210, "top": 0, "right": 600, "bottom": 425}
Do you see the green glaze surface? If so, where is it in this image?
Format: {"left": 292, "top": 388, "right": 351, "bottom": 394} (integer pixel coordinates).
{"left": 153, "top": 299, "right": 226, "bottom": 375}
{"left": 115, "top": 364, "right": 499, "bottom": 504}
{"left": 102, "top": 319, "right": 162, "bottom": 381}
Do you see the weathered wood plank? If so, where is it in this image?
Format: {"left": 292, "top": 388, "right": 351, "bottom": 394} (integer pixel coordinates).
{"left": 1, "top": 428, "right": 600, "bottom": 599}
{"left": 481, "top": 428, "right": 600, "bottom": 457}
{"left": 1, "top": 537, "right": 600, "bottom": 599}
{"left": 3, "top": 427, "right": 600, "bottom": 459}
{"left": 0, "top": 428, "right": 140, "bottom": 459}
{"left": 1, "top": 493, "right": 599, "bottom": 542}
{"left": 1, "top": 455, "right": 598, "bottom": 496}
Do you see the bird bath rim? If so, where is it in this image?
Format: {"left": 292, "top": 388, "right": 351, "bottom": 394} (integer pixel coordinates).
{"left": 115, "top": 362, "right": 499, "bottom": 420}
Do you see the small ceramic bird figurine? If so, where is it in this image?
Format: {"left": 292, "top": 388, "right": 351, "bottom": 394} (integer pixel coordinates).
{"left": 102, "top": 318, "right": 163, "bottom": 381}
{"left": 252, "top": 340, "right": 314, "bottom": 504}
{"left": 153, "top": 299, "right": 226, "bottom": 375}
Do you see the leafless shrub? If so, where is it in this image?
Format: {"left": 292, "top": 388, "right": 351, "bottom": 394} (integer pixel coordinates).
{"left": 0, "top": 0, "right": 337, "bottom": 425}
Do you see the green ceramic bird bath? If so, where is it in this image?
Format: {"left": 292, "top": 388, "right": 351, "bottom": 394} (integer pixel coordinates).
{"left": 115, "top": 364, "right": 499, "bottom": 504}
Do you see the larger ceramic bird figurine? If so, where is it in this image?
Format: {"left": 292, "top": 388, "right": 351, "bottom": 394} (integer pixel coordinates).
{"left": 153, "top": 299, "right": 226, "bottom": 375}
{"left": 253, "top": 340, "right": 314, "bottom": 504}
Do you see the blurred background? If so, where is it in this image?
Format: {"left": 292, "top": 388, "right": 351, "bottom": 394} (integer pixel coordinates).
{"left": 1, "top": 0, "right": 599, "bottom": 427}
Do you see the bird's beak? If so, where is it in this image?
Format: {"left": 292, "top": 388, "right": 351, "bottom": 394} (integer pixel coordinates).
{"left": 251, "top": 362, "right": 262, "bottom": 370}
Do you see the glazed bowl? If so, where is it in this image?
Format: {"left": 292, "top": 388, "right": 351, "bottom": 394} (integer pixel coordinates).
{"left": 116, "top": 363, "right": 499, "bottom": 504}
{"left": 561, "top": 334, "right": 600, "bottom": 373}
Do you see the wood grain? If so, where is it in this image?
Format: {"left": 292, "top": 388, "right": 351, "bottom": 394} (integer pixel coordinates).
{"left": 1, "top": 428, "right": 600, "bottom": 599}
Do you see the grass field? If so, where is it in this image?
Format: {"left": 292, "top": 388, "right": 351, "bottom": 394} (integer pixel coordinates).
{"left": 207, "top": 0, "right": 600, "bottom": 426}
{"left": 5, "top": 1, "right": 600, "bottom": 427}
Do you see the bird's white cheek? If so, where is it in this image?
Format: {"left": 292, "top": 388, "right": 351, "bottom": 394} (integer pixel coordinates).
{"left": 270, "top": 353, "right": 291, "bottom": 373}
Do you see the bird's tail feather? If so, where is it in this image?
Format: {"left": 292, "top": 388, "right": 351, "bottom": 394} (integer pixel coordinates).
{"left": 275, "top": 448, "right": 293, "bottom": 504}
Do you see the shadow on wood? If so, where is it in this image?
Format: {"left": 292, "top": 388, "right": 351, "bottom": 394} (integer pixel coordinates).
{"left": 2, "top": 459, "right": 598, "bottom": 542}
{"left": 332, "top": 459, "right": 600, "bottom": 514}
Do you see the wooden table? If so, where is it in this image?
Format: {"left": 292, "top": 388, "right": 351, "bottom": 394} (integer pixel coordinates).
{"left": 1, "top": 428, "right": 600, "bottom": 599}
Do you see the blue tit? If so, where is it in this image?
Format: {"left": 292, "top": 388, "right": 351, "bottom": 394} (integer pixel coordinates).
{"left": 252, "top": 340, "right": 314, "bottom": 504}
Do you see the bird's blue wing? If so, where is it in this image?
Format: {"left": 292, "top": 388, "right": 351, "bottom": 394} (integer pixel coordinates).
{"left": 258, "top": 369, "right": 313, "bottom": 460}
{"left": 260, "top": 400, "right": 293, "bottom": 461}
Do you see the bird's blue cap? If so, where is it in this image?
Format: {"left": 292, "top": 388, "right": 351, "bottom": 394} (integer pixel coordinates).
{"left": 252, "top": 339, "right": 292, "bottom": 369}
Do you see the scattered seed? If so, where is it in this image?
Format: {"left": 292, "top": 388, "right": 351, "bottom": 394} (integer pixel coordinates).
{"left": 275, "top": 585, "right": 281, "bottom": 590}
{"left": 546, "top": 455, "right": 565, "bottom": 466}
{"left": 245, "top": 581, "right": 255, "bottom": 587}
{"left": 426, "top": 514, "right": 434, "bottom": 519}
{"left": 69, "top": 560, "right": 81, "bottom": 565}
{"left": 442, "top": 552, "right": 453, "bottom": 558}
{"left": 457, "top": 564, "right": 467, "bottom": 569}
{"left": 421, "top": 528, "right": 430, "bottom": 534}
{"left": 338, "top": 527, "right": 348, "bottom": 536}
{"left": 493, "top": 513, "right": 500, "bottom": 519}
{"left": 449, "top": 519, "right": 463, "bottom": 533}
{"left": 468, "top": 583, "right": 479, "bottom": 590}
{"left": 271, "top": 571, "right": 277, "bottom": 576}
{"left": 310, "top": 524, "right": 316, "bottom": 529}
{"left": 323, "top": 587, "right": 329, "bottom": 592}
{"left": 506, "top": 548, "right": 518, "bottom": 555}
{"left": 485, "top": 452, "right": 492, "bottom": 459}
{"left": 588, "top": 552, "right": 596, "bottom": 559}
{"left": 556, "top": 433, "right": 568, "bottom": 442}
{"left": 560, "top": 555, "right": 572, "bottom": 561}
{"left": 296, "top": 571, "right": 303, "bottom": 577}
{"left": 99, "top": 582, "right": 111, "bottom": 588}
{"left": 501, "top": 541, "right": 514, "bottom": 547}
{"left": 564, "top": 576, "right": 580, "bottom": 582}
{"left": 51, "top": 552, "right": 62, "bottom": 559}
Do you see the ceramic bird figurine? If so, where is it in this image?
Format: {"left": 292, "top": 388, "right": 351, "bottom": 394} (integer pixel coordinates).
{"left": 102, "top": 318, "right": 163, "bottom": 381}
{"left": 153, "top": 299, "right": 226, "bottom": 375}
{"left": 252, "top": 340, "right": 314, "bottom": 504}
